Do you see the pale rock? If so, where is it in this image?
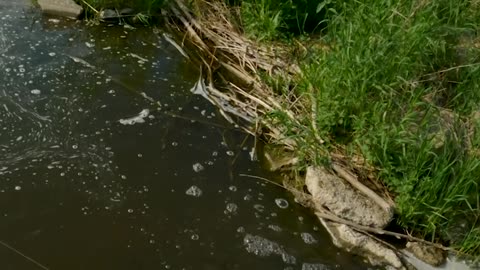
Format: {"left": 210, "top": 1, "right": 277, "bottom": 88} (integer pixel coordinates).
{"left": 38, "top": 0, "right": 83, "bottom": 18}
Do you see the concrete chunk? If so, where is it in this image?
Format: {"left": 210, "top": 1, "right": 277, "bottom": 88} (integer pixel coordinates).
{"left": 38, "top": 0, "right": 83, "bottom": 19}
{"left": 305, "top": 166, "right": 393, "bottom": 228}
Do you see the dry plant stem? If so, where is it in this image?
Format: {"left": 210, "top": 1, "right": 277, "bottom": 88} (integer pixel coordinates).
{"left": 0, "top": 240, "right": 50, "bottom": 270}
{"left": 309, "top": 84, "right": 325, "bottom": 144}
{"left": 81, "top": 0, "right": 99, "bottom": 14}
{"left": 313, "top": 210, "right": 454, "bottom": 252}
{"left": 169, "top": 2, "right": 209, "bottom": 52}
{"left": 419, "top": 62, "right": 480, "bottom": 78}
{"left": 332, "top": 163, "right": 395, "bottom": 212}
{"left": 221, "top": 62, "right": 256, "bottom": 86}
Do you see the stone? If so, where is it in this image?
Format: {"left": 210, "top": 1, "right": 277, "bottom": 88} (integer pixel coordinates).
{"left": 406, "top": 241, "right": 446, "bottom": 267}
{"left": 37, "top": 0, "right": 83, "bottom": 19}
{"left": 119, "top": 8, "right": 135, "bottom": 15}
{"left": 305, "top": 166, "right": 393, "bottom": 228}
{"left": 319, "top": 219, "right": 404, "bottom": 269}
{"left": 99, "top": 9, "right": 119, "bottom": 21}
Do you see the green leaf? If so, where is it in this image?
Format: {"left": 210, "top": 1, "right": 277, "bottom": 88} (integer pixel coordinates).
{"left": 316, "top": 2, "right": 326, "bottom": 13}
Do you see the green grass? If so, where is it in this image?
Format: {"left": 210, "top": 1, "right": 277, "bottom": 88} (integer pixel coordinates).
{"left": 234, "top": 0, "right": 328, "bottom": 40}
{"left": 233, "top": 0, "right": 480, "bottom": 257}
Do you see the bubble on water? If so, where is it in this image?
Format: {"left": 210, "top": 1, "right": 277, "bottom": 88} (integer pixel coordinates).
{"left": 275, "top": 198, "right": 289, "bottom": 209}
{"left": 243, "top": 194, "right": 252, "bottom": 201}
{"left": 192, "top": 163, "right": 204, "bottom": 173}
{"left": 72, "top": 144, "right": 78, "bottom": 149}
{"left": 226, "top": 151, "right": 234, "bottom": 156}
{"left": 228, "top": 185, "right": 237, "bottom": 192}
{"left": 191, "top": 234, "right": 199, "bottom": 240}
{"left": 127, "top": 209, "right": 134, "bottom": 213}
{"left": 119, "top": 109, "right": 149, "bottom": 125}
{"left": 185, "top": 185, "right": 202, "bottom": 197}
{"left": 30, "top": 89, "right": 41, "bottom": 95}
{"left": 237, "top": 226, "right": 245, "bottom": 233}
{"left": 14, "top": 186, "right": 21, "bottom": 191}
{"left": 253, "top": 204, "right": 264, "bottom": 212}
{"left": 85, "top": 42, "right": 95, "bottom": 48}
{"left": 268, "top": 225, "right": 282, "bottom": 232}
{"left": 225, "top": 203, "right": 238, "bottom": 214}
{"left": 300, "top": 233, "right": 318, "bottom": 244}
{"left": 48, "top": 52, "right": 56, "bottom": 56}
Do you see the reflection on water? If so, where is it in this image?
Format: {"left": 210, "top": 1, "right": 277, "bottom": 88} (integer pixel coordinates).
{"left": 0, "top": 2, "right": 375, "bottom": 270}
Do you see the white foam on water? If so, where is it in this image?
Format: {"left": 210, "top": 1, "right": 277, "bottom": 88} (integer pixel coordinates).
{"left": 300, "top": 233, "right": 318, "bottom": 244}
{"left": 119, "top": 109, "right": 150, "bottom": 125}
{"left": 192, "top": 163, "right": 204, "bottom": 173}
{"left": 185, "top": 185, "right": 202, "bottom": 197}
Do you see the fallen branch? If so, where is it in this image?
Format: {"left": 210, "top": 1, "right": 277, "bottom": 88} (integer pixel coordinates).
{"left": 332, "top": 162, "right": 395, "bottom": 213}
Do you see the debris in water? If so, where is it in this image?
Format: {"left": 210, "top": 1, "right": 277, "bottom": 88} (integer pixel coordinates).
{"left": 185, "top": 185, "right": 202, "bottom": 197}
{"left": 192, "top": 163, "right": 204, "bottom": 173}
{"left": 275, "top": 198, "right": 289, "bottom": 209}
{"left": 163, "top": 33, "right": 189, "bottom": 59}
{"left": 119, "top": 109, "right": 150, "bottom": 125}
{"left": 30, "top": 89, "right": 41, "bottom": 95}
{"left": 129, "top": 53, "right": 148, "bottom": 62}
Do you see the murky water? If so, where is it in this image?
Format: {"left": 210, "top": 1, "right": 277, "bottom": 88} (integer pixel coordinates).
{"left": 0, "top": 2, "right": 375, "bottom": 269}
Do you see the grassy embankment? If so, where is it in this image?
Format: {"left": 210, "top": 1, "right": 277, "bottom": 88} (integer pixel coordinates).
{"left": 232, "top": 0, "right": 480, "bottom": 257}
{"left": 79, "top": 0, "right": 480, "bottom": 258}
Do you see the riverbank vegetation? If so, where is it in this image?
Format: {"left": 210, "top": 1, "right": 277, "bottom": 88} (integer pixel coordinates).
{"left": 80, "top": 0, "right": 480, "bottom": 259}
